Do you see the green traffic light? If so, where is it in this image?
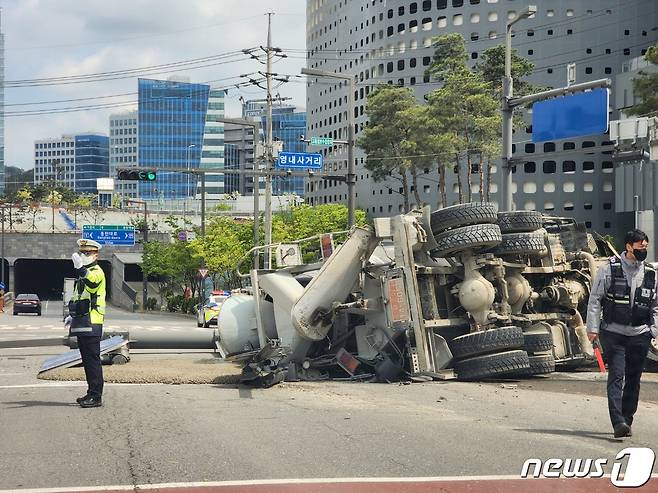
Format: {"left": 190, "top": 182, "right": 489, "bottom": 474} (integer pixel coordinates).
{"left": 147, "top": 172, "right": 156, "bottom": 181}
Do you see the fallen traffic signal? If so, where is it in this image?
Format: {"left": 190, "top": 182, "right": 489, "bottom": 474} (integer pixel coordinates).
{"left": 117, "top": 169, "right": 157, "bottom": 181}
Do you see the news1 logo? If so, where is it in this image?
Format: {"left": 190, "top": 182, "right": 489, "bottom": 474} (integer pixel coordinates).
{"left": 521, "top": 448, "right": 655, "bottom": 487}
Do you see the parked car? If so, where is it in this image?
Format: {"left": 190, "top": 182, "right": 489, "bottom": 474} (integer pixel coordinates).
{"left": 197, "top": 291, "right": 230, "bottom": 328}
{"left": 14, "top": 294, "right": 42, "bottom": 316}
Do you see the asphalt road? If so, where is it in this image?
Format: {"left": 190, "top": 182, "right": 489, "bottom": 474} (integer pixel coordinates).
{"left": 1, "top": 305, "right": 658, "bottom": 491}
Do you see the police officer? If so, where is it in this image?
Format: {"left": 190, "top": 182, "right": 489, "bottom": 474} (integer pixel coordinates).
{"left": 70, "top": 239, "right": 106, "bottom": 408}
{"left": 586, "top": 229, "right": 658, "bottom": 438}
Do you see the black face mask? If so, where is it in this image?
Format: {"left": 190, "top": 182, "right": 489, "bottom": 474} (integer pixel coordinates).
{"left": 633, "top": 249, "right": 648, "bottom": 262}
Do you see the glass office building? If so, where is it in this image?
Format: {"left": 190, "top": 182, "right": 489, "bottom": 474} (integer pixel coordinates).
{"left": 138, "top": 78, "right": 209, "bottom": 200}
{"left": 262, "top": 106, "right": 306, "bottom": 196}
{"left": 196, "top": 88, "right": 225, "bottom": 198}
{"left": 224, "top": 143, "right": 239, "bottom": 194}
{"left": 74, "top": 134, "right": 110, "bottom": 194}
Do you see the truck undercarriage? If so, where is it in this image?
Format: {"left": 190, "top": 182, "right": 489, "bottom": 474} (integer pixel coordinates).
{"left": 220, "top": 204, "right": 628, "bottom": 387}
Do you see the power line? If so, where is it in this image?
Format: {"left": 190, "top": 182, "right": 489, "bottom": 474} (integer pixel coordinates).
{"left": 5, "top": 50, "right": 254, "bottom": 88}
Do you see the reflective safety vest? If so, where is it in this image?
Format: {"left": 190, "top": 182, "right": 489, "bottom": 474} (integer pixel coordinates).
{"left": 602, "top": 258, "right": 655, "bottom": 326}
{"left": 69, "top": 263, "right": 106, "bottom": 335}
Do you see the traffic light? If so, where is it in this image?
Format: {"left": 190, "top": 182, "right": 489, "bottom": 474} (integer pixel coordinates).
{"left": 117, "top": 169, "right": 157, "bottom": 181}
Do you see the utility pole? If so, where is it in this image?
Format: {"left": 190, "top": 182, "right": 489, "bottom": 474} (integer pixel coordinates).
{"left": 263, "top": 11, "right": 274, "bottom": 270}
{"left": 127, "top": 199, "right": 148, "bottom": 310}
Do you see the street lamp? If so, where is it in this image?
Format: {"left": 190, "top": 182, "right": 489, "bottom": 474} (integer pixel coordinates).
{"left": 500, "top": 5, "right": 537, "bottom": 212}
{"left": 301, "top": 67, "right": 356, "bottom": 228}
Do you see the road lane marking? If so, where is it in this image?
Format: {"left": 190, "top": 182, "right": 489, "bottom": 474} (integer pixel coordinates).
{"left": 1, "top": 476, "right": 658, "bottom": 493}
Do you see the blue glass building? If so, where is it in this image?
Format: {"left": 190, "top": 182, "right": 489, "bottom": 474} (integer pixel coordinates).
{"left": 262, "top": 107, "right": 306, "bottom": 197}
{"left": 138, "top": 78, "right": 209, "bottom": 200}
{"left": 74, "top": 134, "right": 109, "bottom": 194}
{"left": 224, "top": 143, "right": 239, "bottom": 194}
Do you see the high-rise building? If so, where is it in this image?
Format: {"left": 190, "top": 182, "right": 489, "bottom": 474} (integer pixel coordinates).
{"left": 137, "top": 78, "right": 226, "bottom": 201}
{"left": 138, "top": 78, "right": 209, "bottom": 201}
{"left": 224, "top": 143, "right": 240, "bottom": 194}
{"left": 109, "top": 110, "right": 138, "bottom": 200}
{"left": 196, "top": 88, "right": 226, "bottom": 199}
{"left": 34, "top": 134, "right": 109, "bottom": 193}
{"left": 224, "top": 122, "right": 257, "bottom": 195}
{"left": 305, "top": 0, "right": 658, "bottom": 237}
{"left": 0, "top": 9, "right": 5, "bottom": 195}
{"left": 261, "top": 106, "right": 307, "bottom": 197}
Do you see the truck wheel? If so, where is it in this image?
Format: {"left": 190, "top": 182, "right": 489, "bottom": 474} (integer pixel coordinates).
{"left": 497, "top": 211, "right": 543, "bottom": 233}
{"left": 432, "top": 223, "right": 502, "bottom": 258}
{"left": 455, "top": 350, "right": 530, "bottom": 381}
{"left": 430, "top": 202, "right": 498, "bottom": 234}
{"left": 450, "top": 326, "right": 524, "bottom": 359}
{"left": 508, "top": 354, "right": 556, "bottom": 377}
{"left": 523, "top": 329, "right": 554, "bottom": 354}
{"left": 111, "top": 354, "right": 129, "bottom": 365}
{"left": 492, "top": 231, "right": 546, "bottom": 256}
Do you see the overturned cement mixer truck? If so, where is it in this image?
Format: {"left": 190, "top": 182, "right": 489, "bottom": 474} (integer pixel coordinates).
{"left": 216, "top": 203, "right": 652, "bottom": 386}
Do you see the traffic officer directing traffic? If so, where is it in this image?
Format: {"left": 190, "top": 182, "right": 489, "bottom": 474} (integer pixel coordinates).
{"left": 586, "top": 229, "right": 658, "bottom": 438}
{"left": 69, "top": 239, "right": 106, "bottom": 408}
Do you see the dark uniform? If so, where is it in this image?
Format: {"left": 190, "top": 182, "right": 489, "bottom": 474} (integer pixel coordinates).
{"left": 586, "top": 252, "right": 658, "bottom": 436}
{"left": 69, "top": 239, "right": 106, "bottom": 408}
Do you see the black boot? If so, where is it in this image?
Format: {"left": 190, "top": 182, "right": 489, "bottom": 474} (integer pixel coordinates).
{"left": 79, "top": 396, "right": 102, "bottom": 408}
{"left": 613, "top": 422, "right": 631, "bottom": 438}
{"left": 76, "top": 394, "right": 89, "bottom": 404}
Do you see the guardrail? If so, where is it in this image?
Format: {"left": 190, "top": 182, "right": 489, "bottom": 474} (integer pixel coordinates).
{"left": 121, "top": 282, "right": 138, "bottom": 311}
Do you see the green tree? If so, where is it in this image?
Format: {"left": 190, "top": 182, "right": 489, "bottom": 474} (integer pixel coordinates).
{"left": 357, "top": 85, "right": 420, "bottom": 212}
{"left": 474, "top": 44, "right": 541, "bottom": 98}
{"left": 426, "top": 34, "right": 501, "bottom": 204}
{"left": 627, "top": 42, "right": 658, "bottom": 117}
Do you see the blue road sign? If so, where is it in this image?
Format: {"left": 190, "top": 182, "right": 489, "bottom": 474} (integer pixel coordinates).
{"left": 532, "top": 88, "right": 609, "bottom": 143}
{"left": 277, "top": 151, "right": 323, "bottom": 170}
{"left": 83, "top": 225, "right": 135, "bottom": 246}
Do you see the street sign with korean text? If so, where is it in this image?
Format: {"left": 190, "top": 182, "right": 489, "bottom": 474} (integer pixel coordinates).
{"left": 277, "top": 151, "right": 323, "bottom": 170}
{"left": 532, "top": 88, "right": 609, "bottom": 143}
{"left": 310, "top": 136, "right": 334, "bottom": 146}
{"left": 82, "top": 225, "right": 135, "bottom": 246}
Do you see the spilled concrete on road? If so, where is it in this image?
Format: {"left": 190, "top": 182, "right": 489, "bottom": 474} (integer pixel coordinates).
{"left": 38, "top": 356, "right": 243, "bottom": 384}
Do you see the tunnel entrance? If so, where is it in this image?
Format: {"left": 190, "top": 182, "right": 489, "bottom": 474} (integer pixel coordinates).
{"left": 14, "top": 259, "right": 112, "bottom": 300}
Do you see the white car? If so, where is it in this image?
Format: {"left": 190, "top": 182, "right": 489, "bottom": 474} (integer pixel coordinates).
{"left": 197, "top": 292, "right": 230, "bottom": 328}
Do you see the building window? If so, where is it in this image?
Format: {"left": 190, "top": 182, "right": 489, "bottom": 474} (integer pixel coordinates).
{"left": 410, "top": 58, "right": 417, "bottom": 68}
{"left": 524, "top": 162, "right": 536, "bottom": 173}
{"left": 438, "top": 16, "right": 447, "bottom": 28}
{"left": 410, "top": 2, "right": 418, "bottom": 14}
{"left": 583, "top": 161, "right": 594, "bottom": 172}
{"left": 423, "top": 0, "right": 432, "bottom": 11}
{"left": 544, "top": 142, "right": 556, "bottom": 152}
{"left": 563, "top": 182, "right": 575, "bottom": 193}
{"left": 547, "top": 29, "right": 553, "bottom": 35}
{"left": 452, "top": 0, "right": 463, "bottom": 6}
{"left": 585, "top": 67, "right": 593, "bottom": 74}
{"left": 563, "top": 161, "right": 576, "bottom": 173}
{"left": 398, "top": 6, "right": 405, "bottom": 15}
{"left": 488, "top": 12, "right": 498, "bottom": 21}
{"left": 584, "top": 183, "right": 593, "bottom": 192}
{"left": 563, "top": 142, "right": 575, "bottom": 150}
{"left": 564, "top": 202, "right": 574, "bottom": 211}
{"left": 543, "top": 161, "right": 556, "bottom": 173}
{"left": 423, "top": 56, "right": 431, "bottom": 66}
{"left": 471, "top": 13, "right": 480, "bottom": 23}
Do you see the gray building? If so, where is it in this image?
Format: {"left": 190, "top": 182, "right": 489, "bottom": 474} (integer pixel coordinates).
{"left": 109, "top": 110, "right": 139, "bottom": 200}
{"left": 224, "top": 122, "right": 258, "bottom": 195}
{"left": 305, "top": 0, "right": 658, "bottom": 237}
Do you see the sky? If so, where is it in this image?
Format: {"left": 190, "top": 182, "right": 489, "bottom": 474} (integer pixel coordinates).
{"left": 1, "top": 0, "right": 307, "bottom": 169}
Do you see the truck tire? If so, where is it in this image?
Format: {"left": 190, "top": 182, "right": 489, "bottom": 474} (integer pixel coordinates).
{"left": 450, "top": 326, "right": 524, "bottom": 359}
{"left": 432, "top": 223, "right": 502, "bottom": 258}
{"left": 509, "top": 354, "right": 556, "bottom": 377}
{"left": 430, "top": 202, "right": 497, "bottom": 234}
{"left": 523, "top": 329, "right": 554, "bottom": 354}
{"left": 455, "top": 350, "right": 530, "bottom": 381}
{"left": 497, "top": 211, "right": 543, "bottom": 233}
{"left": 492, "top": 231, "right": 546, "bottom": 256}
